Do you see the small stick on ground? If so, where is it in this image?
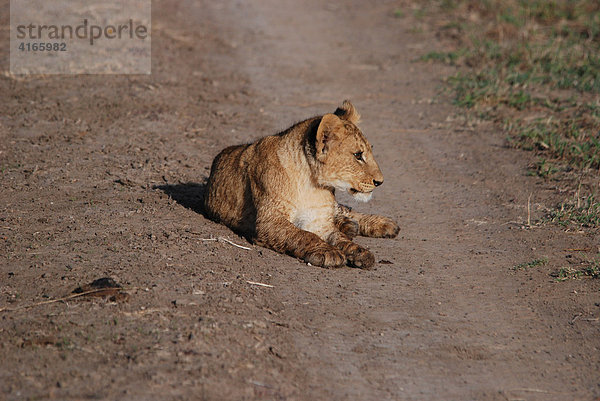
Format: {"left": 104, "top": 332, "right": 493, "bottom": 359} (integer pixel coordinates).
{"left": 219, "top": 237, "right": 252, "bottom": 250}
{"left": 570, "top": 313, "right": 583, "bottom": 325}
{"left": 527, "top": 193, "right": 532, "bottom": 227}
{"left": 196, "top": 235, "right": 252, "bottom": 250}
{"left": 246, "top": 281, "right": 274, "bottom": 288}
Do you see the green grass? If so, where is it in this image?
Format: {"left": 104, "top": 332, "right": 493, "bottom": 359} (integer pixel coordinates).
{"left": 511, "top": 119, "right": 600, "bottom": 169}
{"left": 552, "top": 262, "right": 600, "bottom": 281}
{"left": 420, "top": 49, "right": 467, "bottom": 65}
{"left": 545, "top": 194, "right": 600, "bottom": 228}
{"left": 413, "top": 0, "right": 600, "bottom": 229}
{"left": 527, "top": 159, "right": 560, "bottom": 178}
{"left": 56, "top": 337, "right": 73, "bottom": 350}
{"left": 512, "top": 257, "right": 548, "bottom": 271}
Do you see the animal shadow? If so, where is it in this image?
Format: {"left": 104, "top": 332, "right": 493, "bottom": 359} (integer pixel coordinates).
{"left": 154, "top": 182, "right": 207, "bottom": 216}
{"left": 155, "top": 181, "right": 257, "bottom": 242}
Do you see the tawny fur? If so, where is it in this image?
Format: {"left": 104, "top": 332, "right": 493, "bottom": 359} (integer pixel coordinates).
{"left": 204, "top": 100, "right": 399, "bottom": 269}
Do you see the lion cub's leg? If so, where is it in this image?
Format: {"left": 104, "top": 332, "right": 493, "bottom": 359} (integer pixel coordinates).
{"left": 335, "top": 204, "right": 400, "bottom": 238}
{"left": 255, "top": 212, "right": 346, "bottom": 268}
{"left": 356, "top": 213, "right": 400, "bottom": 238}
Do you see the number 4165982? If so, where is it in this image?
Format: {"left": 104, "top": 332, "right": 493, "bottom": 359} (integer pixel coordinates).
{"left": 18, "top": 42, "right": 67, "bottom": 51}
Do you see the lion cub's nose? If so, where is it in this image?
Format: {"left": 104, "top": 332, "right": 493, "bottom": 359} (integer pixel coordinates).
{"left": 373, "top": 179, "right": 383, "bottom": 187}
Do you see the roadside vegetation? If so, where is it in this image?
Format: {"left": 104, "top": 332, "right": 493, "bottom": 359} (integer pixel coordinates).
{"left": 511, "top": 254, "right": 600, "bottom": 282}
{"left": 552, "top": 262, "right": 600, "bottom": 281}
{"left": 396, "top": 0, "right": 600, "bottom": 280}
{"left": 400, "top": 0, "right": 600, "bottom": 232}
{"left": 512, "top": 257, "right": 547, "bottom": 271}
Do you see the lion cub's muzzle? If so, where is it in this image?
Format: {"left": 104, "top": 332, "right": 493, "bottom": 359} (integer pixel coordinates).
{"left": 352, "top": 178, "right": 383, "bottom": 194}
{"left": 348, "top": 178, "right": 383, "bottom": 202}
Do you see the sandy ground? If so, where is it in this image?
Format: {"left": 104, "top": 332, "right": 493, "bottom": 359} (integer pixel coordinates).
{"left": 1, "top": 1, "right": 599, "bottom": 400}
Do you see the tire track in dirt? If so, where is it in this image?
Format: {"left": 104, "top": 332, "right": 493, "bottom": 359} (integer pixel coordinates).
{"left": 204, "top": 1, "right": 600, "bottom": 399}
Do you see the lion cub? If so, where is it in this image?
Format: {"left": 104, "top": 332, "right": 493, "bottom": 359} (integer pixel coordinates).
{"left": 204, "top": 101, "right": 399, "bottom": 269}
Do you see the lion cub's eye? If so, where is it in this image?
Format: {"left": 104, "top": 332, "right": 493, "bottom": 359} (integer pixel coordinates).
{"left": 353, "top": 151, "right": 363, "bottom": 161}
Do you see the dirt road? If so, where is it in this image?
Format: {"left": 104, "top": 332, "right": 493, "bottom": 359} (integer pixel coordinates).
{"left": 1, "top": 1, "right": 599, "bottom": 400}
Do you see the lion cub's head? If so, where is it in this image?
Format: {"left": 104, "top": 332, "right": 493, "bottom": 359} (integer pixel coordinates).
{"left": 313, "top": 101, "right": 384, "bottom": 202}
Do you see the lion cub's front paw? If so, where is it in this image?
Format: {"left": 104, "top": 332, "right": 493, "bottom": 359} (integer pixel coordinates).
{"left": 363, "top": 217, "right": 400, "bottom": 238}
{"left": 379, "top": 219, "right": 400, "bottom": 238}
{"left": 345, "top": 244, "right": 375, "bottom": 270}
{"left": 305, "top": 247, "right": 346, "bottom": 268}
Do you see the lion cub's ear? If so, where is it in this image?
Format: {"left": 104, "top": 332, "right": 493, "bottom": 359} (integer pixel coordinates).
{"left": 334, "top": 100, "right": 361, "bottom": 125}
{"left": 316, "top": 113, "right": 343, "bottom": 161}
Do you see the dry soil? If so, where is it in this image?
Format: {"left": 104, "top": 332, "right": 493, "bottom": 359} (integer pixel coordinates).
{"left": 1, "top": 1, "right": 599, "bottom": 400}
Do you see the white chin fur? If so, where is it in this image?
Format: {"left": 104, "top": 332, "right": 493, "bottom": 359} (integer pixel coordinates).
{"left": 350, "top": 190, "right": 373, "bottom": 203}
